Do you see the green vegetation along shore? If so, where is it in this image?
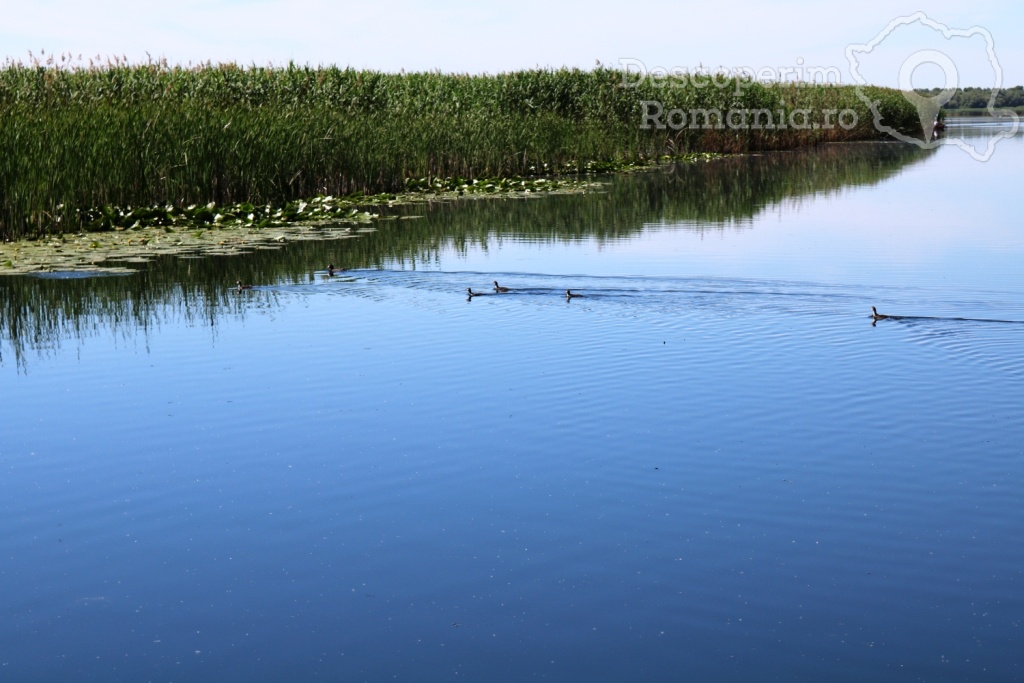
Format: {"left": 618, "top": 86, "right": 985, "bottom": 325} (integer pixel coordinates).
{"left": 920, "top": 86, "right": 1024, "bottom": 112}
{"left": 0, "top": 59, "right": 922, "bottom": 243}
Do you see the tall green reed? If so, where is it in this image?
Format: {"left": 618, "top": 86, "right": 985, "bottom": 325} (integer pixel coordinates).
{"left": 0, "top": 59, "right": 922, "bottom": 240}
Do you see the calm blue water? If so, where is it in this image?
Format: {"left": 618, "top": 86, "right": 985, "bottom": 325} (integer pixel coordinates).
{"left": 2, "top": 122, "right": 1023, "bottom": 682}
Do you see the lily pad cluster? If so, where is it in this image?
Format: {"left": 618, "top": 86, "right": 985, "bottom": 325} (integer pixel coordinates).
{"left": 70, "top": 173, "right": 605, "bottom": 236}
{"left": 0, "top": 177, "right": 600, "bottom": 275}
{"left": 401, "top": 154, "right": 721, "bottom": 195}
{"left": 0, "top": 219, "right": 372, "bottom": 275}
{"left": 77, "top": 196, "right": 381, "bottom": 233}
{"left": 402, "top": 175, "right": 593, "bottom": 195}
{"left": 535, "top": 151, "right": 724, "bottom": 175}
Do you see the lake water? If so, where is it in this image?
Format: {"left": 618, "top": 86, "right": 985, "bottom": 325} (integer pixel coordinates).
{"left": 2, "top": 120, "right": 1022, "bottom": 682}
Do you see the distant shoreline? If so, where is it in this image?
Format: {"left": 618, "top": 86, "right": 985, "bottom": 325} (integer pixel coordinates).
{"left": 942, "top": 107, "right": 1024, "bottom": 117}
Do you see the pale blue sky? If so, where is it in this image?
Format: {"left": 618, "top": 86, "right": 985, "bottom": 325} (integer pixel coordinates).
{"left": 1, "top": 0, "right": 1020, "bottom": 88}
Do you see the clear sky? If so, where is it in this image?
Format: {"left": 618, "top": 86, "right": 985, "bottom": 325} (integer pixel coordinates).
{"left": 1, "top": 0, "right": 1020, "bottom": 88}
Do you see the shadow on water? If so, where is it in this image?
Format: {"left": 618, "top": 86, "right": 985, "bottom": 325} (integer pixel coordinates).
{"left": 1, "top": 142, "right": 932, "bottom": 368}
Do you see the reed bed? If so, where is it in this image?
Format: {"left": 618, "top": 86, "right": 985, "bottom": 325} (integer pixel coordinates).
{"left": 0, "top": 57, "right": 921, "bottom": 241}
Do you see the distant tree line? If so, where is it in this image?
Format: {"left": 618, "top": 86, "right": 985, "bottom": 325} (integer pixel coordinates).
{"left": 916, "top": 86, "right": 1024, "bottom": 110}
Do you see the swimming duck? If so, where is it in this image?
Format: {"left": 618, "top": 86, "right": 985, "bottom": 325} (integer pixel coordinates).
{"left": 467, "top": 287, "right": 479, "bottom": 297}
{"left": 493, "top": 280, "right": 510, "bottom": 293}
{"left": 871, "top": 306, "right": 889, "bottom": 321}
{"left": 566, "top": 289, "right": 582, "bottom": 299}
{"left": 327, "top": 263, "right": 336, "bottom": 276}
{"left": 236, "top": 280, "right": 253, "bottom": 291}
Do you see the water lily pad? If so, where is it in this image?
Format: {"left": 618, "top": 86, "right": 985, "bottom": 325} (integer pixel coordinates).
{"left": 2, "top": 179, "right": 602, "bottom": 275}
